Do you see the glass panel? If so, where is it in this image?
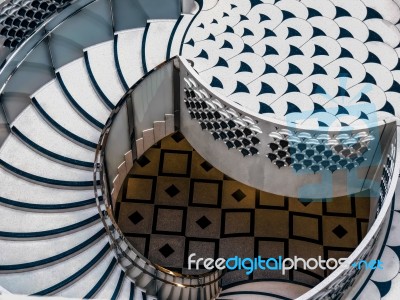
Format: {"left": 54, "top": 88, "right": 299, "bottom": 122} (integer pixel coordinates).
{"left": 1, "top": 94, "right": 31, "bottom": 125}
{"left": 2, "top": 41, "right": 53, "bottom": 123}
{"left": 49, "top": 0, "right": 113, "bottom": 69}
{"left": 105, "top": 103, "right": 130, "bottom": 186}
{"left": 0, "top": 124, "right": 10, "bottom": 148}
{"left": 4, "top": 42, "right": 53, "bottom": 95}
{"left": 132, "top": 61, "right": 174, "bottom": 138}
{"left": 112, "top": 0, "right": 181, "bottom": 32}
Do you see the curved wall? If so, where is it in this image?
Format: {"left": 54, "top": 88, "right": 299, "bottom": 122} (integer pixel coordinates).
{"left": 179, "top": 58, "right": 397, "bottom": 199}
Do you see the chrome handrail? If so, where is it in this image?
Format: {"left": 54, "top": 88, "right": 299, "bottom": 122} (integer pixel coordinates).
{"left": 0, "top": 0, "right": 99, "bottom": 95}
{"left": 93, "top": 58, "right": 224, "bottom": 293}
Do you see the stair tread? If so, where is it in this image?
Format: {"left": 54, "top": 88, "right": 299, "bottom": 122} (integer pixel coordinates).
{"left": 32, "top": 80, "right": 100, "bottom": 144}
{"left": 85, "top": 40, "right": 126, "bottom": 105}
{"left": 57, "top": 251, "right": 116, "bottom": 299}
{"left": 168, "top": 14, "right": 194, "bottom": 59}
{"left": 57, "top": 58, "right": 111, "bottom": 124}
{"left": 0, "top": 222, "right": 104, "bottom": 267}
{"left": 11, "top": 105, "right": 95, "bottom": 162}
{"left": 0, "top": 167, "right": 98, "bottom": 206}
{"left": 144, "top": 20, "right": 177, "bottom": 72}
{"left": 96, "top": 266, "right": 124, "bottom": 300}
{"left": 115, "top": 28, "right": 145, "bottom": 88}
{"left": 0, "top": 204, "right": 99, "bottom": 233}
{"left": 0, "top": 236, "right": 109, "bottom": 295}
{"left": 0, "top": 135, "right": 93, "bottom": 182}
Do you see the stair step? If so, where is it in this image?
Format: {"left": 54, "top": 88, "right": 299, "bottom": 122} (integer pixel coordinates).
{"left": 114, "top": 28, "right": 145, "bottom": 89}
{"left": 219, "top": 281, "right": 311, "bottom": 299}
{"left": 142, "top": 19, "right": 177, "bottom": 73}
{"left": 96, "top": 266, "right": 124, "bottom": 299}
{"left": 11, "top": 105, "right": 95, "bottom": 162}
{"left": 167, "top": 14, "right": 195, "bottom": 59}
{"left": 57, "top": 58, "right": 111, "bottom": 120}
{"left": 85, "top": 40, "right": 126, "bottom": 107}
{"left": 0, "top": 205, "right": 100, "bottom": 238}
{"left": 0, "top": 135, "right": 94, "bottom": 183}
{"left": 0, "top": 167, "right": 98, "bottom": 207}
{"left": 32, "top": 79, "right": 100, "bottom": 144}
{"left": 117, "top": 278, "right": 134, "bottom": 300}
{"left": 57, "top": 252, "right": 116, "bottom": 299}
{"left": 0, "top": 237, "right": 110, "bottom": 295}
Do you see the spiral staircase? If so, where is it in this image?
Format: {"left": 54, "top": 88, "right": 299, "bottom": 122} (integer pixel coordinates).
{"left": 0, "top": 0, "right": 399, "bottom": 299}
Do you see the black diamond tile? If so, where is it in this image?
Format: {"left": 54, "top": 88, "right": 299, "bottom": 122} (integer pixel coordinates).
{"left": 231, "top": 189, "right": 246, "bottom": 202}
{"left": 128, "top": 211, "right": 144, "bottom": 225}
{"left": 298, "top": 198, "right": 313, "bottom": 207}
{"left": 136, "top": 155, "right": 151, "bottom": 168}
{"left": 171, "top": 132, "right": 184, "bottom": 143}
{"left": 200, "top": 161, "right": 213, "bottom": 172}
{"left": 332, "top": 225, "right": 348, "bottom": 239}
{"left": 196, "top": 216, "right": 212, "bottom": 229}
{"left": 159, "top": 243, "right": 175, "bottom": 258}
{"left": 165, "top": 184, "right": 180, "bottom": 197}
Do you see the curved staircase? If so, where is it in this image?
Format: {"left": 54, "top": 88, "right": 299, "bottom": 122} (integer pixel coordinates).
{"left": 0, "top": 0, "right": 195, "bottom": 298}
{"left": 1, "top": 0, "right": 400, "bottom": 299}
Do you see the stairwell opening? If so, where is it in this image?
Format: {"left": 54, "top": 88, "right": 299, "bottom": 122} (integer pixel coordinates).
{"left": 112, "top": 131, "right": 371, "bottom": 290}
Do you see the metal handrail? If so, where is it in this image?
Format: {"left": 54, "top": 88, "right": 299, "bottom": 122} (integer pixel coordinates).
{"left": 0, "top": 0, "right": 98, "bottom": 95}
{"left": 93, "top": 58, "right": 224, "bottom": 290}
{"left": 0, "top": 0, "right": 223, "bottom": 291}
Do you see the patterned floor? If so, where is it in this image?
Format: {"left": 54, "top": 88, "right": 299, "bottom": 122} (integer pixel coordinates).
{"left": 181, "top": 0, "right": 400, "bottom": 128}
{"left": 115, "top": 132, "right": 371, "bottom": 287}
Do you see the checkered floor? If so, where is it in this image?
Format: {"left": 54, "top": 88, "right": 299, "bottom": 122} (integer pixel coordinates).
{"left": 115, "top": 132, "right": 371, "bottom": 287}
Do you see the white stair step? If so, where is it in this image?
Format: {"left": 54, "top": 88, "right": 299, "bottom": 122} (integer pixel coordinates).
{"left": 168, "top": 14, "right": 194, "bottom": 58}
{"left": 57, "top": 58, "right": 111, "bottom": 124}
{"left": 0, "top": 222, "right": 104, "bottom": 266}
{"left": 85, "top": 40, "right": 126, "bottom": 106}
{"left": 0, "top": 205, "right": 99, "bottom": 233}
{"left": 95, "top": 266, "right": 123, "bottom": 299}
{"left": 134, "top": 287, "right": 147, "bottom": 300}
{"left": 220, "top": 281, "right": 310, "bottom": 299}
{"left": 56, "top": 251, "right": 116, "bottom": 299}
{"left": 0, "top": 237, "right": 109, "bottom": 295}
{"left": 0, "top": 135, "right": 93, "bottom": 182}
{"left": 356, "top": 280, "right": 382, "bottom": 300}
{"left": 32, "top": 80, "right": 101, "bottom": 144}
{"left": 11, "top": 106, "right": 95, "bottom": 163}
{"left": 115, "top": 29, "right": 145, "bottom": 88}
{"left": 370, "top": 246, "right": 399, "bottom": 282}
{"left": 118, "top": 278, "right": 133, "bottom": 300}
{"left": 0, "top": 168, "right": 98, "bottom": 206}
{"left": 143, "top": 20, "right": 177, "bottom": 72}
{"left": 219, "top": 295, "right": 284, "bottom": 299}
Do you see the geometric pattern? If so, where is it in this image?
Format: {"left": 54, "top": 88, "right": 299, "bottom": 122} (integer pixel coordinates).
{"left": 266, "top": 128, "right": 374, "bottom": 172}
{"left": 181, "top": 0, "right": 400, "bottom": 128}
{"left": 115, "top": 132, "right": 371, "bottom": 288}
{"left": 183, "top": 76, "right": 262, "bottom": 157}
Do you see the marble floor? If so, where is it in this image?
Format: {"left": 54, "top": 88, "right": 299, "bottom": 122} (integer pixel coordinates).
{"left": 181, "top": 0, "right": 400, "bottom": 128}
{"left": 115, "top": 132, "right": 371, "bottom": 287}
